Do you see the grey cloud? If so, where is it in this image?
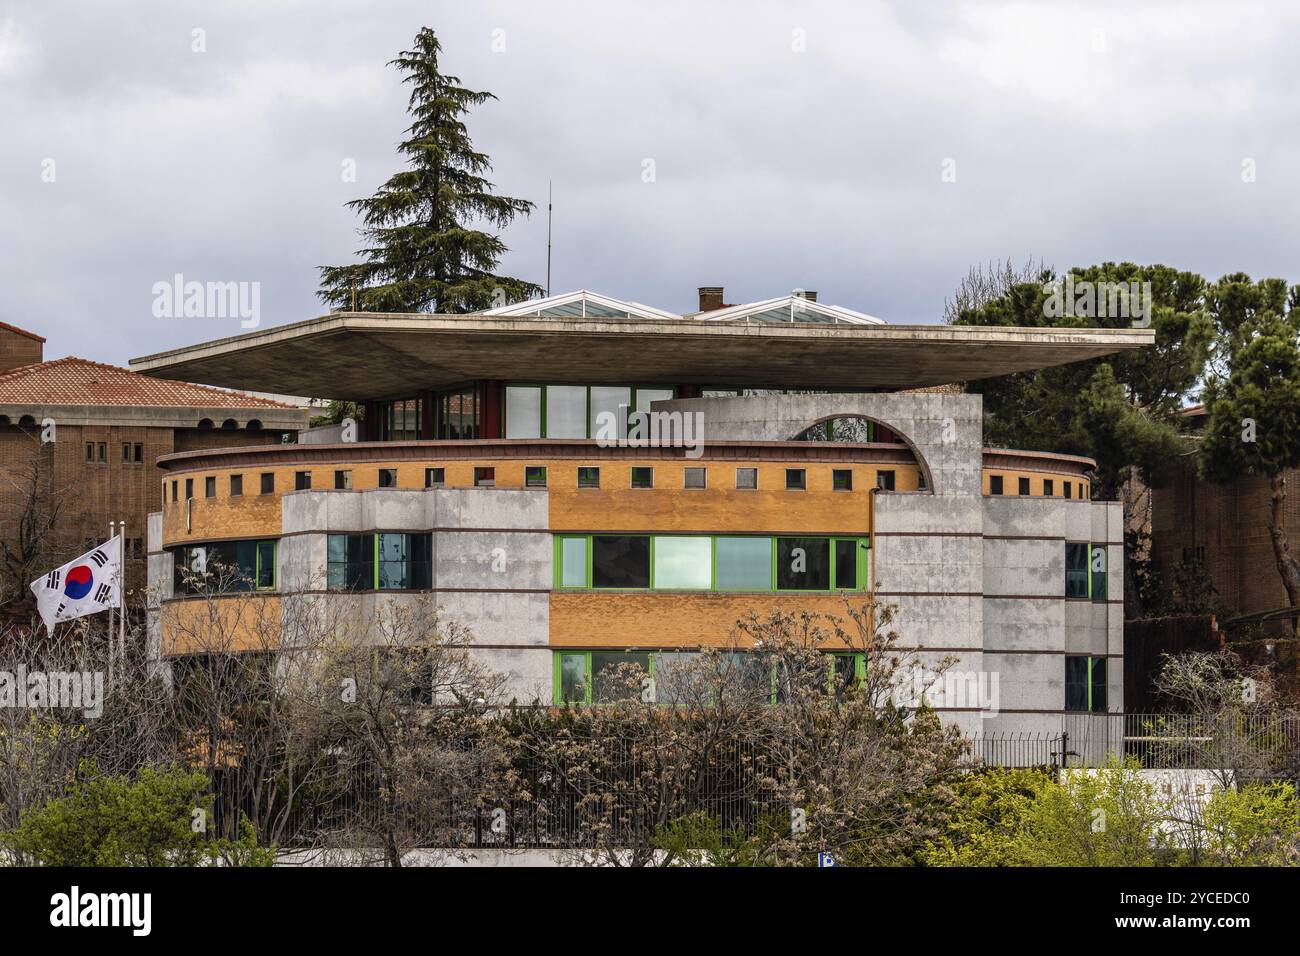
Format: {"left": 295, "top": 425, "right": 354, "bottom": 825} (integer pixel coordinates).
{"left": 2, "top": 0, "right": 1298, "bottom": 371}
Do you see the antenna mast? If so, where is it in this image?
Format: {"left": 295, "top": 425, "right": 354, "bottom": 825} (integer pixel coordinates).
{"left": 546, "top": 180, "right": 552, "bottom": 297}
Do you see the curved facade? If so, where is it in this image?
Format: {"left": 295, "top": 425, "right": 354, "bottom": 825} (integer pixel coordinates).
{"left": 147, "top": 391, "right": 1118, "bottom": 736}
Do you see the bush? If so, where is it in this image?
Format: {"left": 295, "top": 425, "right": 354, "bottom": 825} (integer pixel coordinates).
{"left": 4, "top": 766, "right": 275, "bottom": 867}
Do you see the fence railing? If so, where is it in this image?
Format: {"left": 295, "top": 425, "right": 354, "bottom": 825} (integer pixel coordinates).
{"left": 205, "top": 713, "right": 1300, "bottom": 848}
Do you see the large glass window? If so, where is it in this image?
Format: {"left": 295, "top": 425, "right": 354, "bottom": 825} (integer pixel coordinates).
{"left": 557, "top": 534, "right": 866, "bottom": 593}
{"left": 378, "top": 533, "right": 432, "bottom": 590}
{"left": 379, "top": 398, "right": 420, "bottom": 441}
{"left": 439, "top": 386, "right": 478, "bottom": 439}
{"left": 558, "top": 536, "right": 589, "bottom": 588}
{"left": 834, "top": 538, "right": 862, "bottom": 590}
{"left": 505, "top": 386, "right": 542, "bottom": 439}
{"left": 651, "top": 651, "right": 698, "bottom": 702}
{"left": 591, "top": 651, "right": 651, "bottom": 703}
{"left": 1065, "top": 542, "right": 1090, "bottom": 598}
{"left": 1065, "top": 655, "right": 1107, "bottom": 712}
{"left": 505, "top": 384, "right": 677, "bottom": 439}
{"left": 589, "top": 386, "right": 632, "bottom": 441}
{"left": 546, "top": 385, "right": 587, "bottom": 439}
{"left": 173, "top": 540, "right": 276, "bottom": 594}
{"left": 653, "top": 536, "right": 712, "bottom": 590}
{"left": 715, "top": 536, "right": 772, "bottom": 590}
{"left": 776, "top": 537, "right": 831, "bottom": 591}
{"left": 256, "top": 540, "right": 276, "bottom": 590}
{"left": 1091, "top": 545, "right": 1108, "bottom": 600}
{"left": 558, "top": 652, "right": 587, "bottom": 704}
{"left": 632, "top": 388, "right": 674, "bottom": 438}
{"left": 327, "top": 534, "right": 374, "bottom": 591}
{"left": 592, "top": 535, "right": 650, "bottom": 588}
{"left": 555, "top": 651, "right": 653, "bottom": 705}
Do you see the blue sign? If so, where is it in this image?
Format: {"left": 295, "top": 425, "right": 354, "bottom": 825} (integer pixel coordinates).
{"left": 817, "top": 852, "right": 835, "bottom": 867}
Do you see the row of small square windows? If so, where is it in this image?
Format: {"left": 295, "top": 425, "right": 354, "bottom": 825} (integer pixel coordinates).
{"left": 987, "top": 475, "right": 1087, "bottom": 499}
{"left": 168, "top": 466, "right": 906, "bottom": 501}
{"left": 86, "top": 442, "right": 144, "bottom": 464}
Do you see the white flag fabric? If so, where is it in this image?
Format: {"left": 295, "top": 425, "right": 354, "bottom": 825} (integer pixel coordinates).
{"left": 29, "top": 535, "right": 122, "bottom": 632}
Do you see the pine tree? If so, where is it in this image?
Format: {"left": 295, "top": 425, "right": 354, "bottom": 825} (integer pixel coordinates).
{"left": 1199, "top": 277, "right": 1300, "bottom": 617}
{"left": 318, "top": 28, "right": 540, "bottom": 313}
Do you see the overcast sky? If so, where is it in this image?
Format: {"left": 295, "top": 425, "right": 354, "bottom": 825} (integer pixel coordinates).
{"left": 3, "top": 0, "right": 1298, "bottom": 370}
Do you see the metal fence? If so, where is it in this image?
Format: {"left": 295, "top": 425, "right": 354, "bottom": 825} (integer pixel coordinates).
{"left": 206, "top": 713, "right": 1300, "bottom": 848}
{"left": 969, "top": 713, "right": 1300, "bottom": 769}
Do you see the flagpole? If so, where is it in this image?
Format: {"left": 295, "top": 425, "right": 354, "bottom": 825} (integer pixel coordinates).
{"left": 118, "top": 516, "right": 127, "bottom": 666}
{"left": 107, "top": 519, "right": 116, "bottom": 692}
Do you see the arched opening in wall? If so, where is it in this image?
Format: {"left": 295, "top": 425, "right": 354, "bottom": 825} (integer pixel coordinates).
{"left": 789, "top": 414, "right": 935, "bottom": 493}
{"left": 197, "top": 418, "right": 214, "bottom": 430}
{"left": 245, "top": 419, "right": 262, "bottom": 431}
{"left": 0, "top": 415, "right": 10, "bottom": 427}
{"left": 221, "top": 419, "right": 239, "bottom": 430}
{"left": 18, "top": 414, "right": 36, "bottom": 429}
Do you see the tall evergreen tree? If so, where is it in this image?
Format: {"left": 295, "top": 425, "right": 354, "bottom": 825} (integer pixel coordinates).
{"left": 319, "top": 28, "right": 541, "bottom": 313}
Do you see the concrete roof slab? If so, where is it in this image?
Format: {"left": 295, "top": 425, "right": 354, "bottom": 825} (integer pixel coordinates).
{"left": 129, "top": 312, "right": 1155, "bottom": 400}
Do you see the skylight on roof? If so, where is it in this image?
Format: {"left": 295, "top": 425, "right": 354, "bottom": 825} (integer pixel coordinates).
{"left": 694, "top": 296, "right": 886, "bottom": 326}
{"left": 481, "top": 290, "right": 681, "bottom": 321}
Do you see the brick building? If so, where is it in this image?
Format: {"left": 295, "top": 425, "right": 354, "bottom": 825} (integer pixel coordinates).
{"left": 0, "top": 322, "right": 307, "bottom": 614}
{"left": 1150, "top": 405, "right": 1300, "bottom": 621}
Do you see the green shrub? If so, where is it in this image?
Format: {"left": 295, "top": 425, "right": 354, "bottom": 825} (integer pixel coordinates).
{"left": 4, "top": 766, "right": 275, "bottom": 867}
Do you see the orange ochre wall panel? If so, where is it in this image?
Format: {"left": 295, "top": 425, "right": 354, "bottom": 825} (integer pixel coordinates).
{"left": 982, "top": 469, "right": 1090, "bottom": 498}
{"left": 161, "top": 595, "right": 281, "bottom": 655}
{"left": 160, "top": 459, "right": 915, "bottom": 543}
{"left": 546, "top": 462, "right": 891, "bottom": 533}
{"left": 159, "top": 456, "right": 1084, "bottom": 546}
{"left": 549, "top": 591, "right": 871, "bottom": 649}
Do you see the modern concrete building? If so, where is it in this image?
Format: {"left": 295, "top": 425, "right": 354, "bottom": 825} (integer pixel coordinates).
{"left": 133, "top": 289, "right": 1152, "bottom": 736}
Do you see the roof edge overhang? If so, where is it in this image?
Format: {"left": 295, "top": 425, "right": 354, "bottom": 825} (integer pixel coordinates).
{"left": 129, "top": 311, "right": 1155, "bottom": 398}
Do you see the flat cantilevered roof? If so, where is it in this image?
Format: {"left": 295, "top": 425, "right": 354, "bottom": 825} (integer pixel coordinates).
{"left": 129, "top": 311, "right": 1155, "bottom": 400}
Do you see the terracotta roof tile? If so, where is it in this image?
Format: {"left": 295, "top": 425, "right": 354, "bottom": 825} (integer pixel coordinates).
{"left": 0, "top": 357, "right": 295, "bottom": 408}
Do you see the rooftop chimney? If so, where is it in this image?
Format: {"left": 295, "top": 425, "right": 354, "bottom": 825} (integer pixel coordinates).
{"left": 698, "top": 287, "right": 725, "bottom": 313}
{"left": 0, "top": 321, "right": 46, "bottom": 373}
{"left": 794, "top": 290, "right": 818, "bottom": 303}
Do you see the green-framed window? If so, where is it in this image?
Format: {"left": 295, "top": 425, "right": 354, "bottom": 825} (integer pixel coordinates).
{"left": 830, "top": 652, "right": 867, "bottom": 690}
{"left": 172, "top": 539, "right": 278, "bottom": 594}
{"left": 554, "top": 650, "right": 656, "bottom": 705}
{"left": 554, "top": 649, "right": 867, "bottom": 706}
{"left": 503, "top": 384, "right": 678, "bottom": 440}
{"left": 1065, "top": 655, "right": 1107, "bottom": 712}
{"left": 255, "top": 540, "right": 276, "bottom": 590}
{"left": 1066, "top": 542, "right": 1108, "bottom": 600}
{"left": 553, "top": 533, "right": 869, "bottom": 593}
{"left": 328, "top": 533, "right": 432, "bottom": 591}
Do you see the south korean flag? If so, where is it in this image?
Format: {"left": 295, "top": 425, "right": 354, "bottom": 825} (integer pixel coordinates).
{"left": 29, "top": 535, "right": 122, "bottom": 632}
